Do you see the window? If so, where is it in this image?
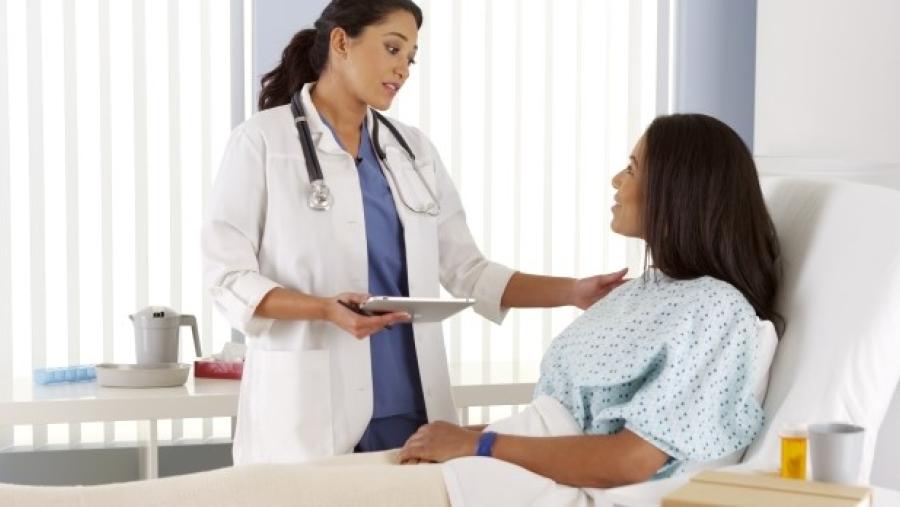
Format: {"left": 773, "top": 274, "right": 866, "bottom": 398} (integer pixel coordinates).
{"left": 391, "top": 0, "right": 660, "bottom": 393}
{"left": 1, "top": 0, "right": 239, "bottom": 449}
{"left": 0, "top": 0, "right": 663, "bottom": 448}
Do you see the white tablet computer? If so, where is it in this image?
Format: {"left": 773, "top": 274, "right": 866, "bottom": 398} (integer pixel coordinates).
{"left": 360, "top": 296, "right": 475, "bottom": 323}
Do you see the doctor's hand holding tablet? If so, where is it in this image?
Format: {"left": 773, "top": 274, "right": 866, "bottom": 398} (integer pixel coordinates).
{"left": 202, "top": 0, "right": 628, "bottom": 466}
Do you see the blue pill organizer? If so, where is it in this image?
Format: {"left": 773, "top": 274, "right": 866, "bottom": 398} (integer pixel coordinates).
{"left": 33, "top": 365, "right": 97, "bottom": 385}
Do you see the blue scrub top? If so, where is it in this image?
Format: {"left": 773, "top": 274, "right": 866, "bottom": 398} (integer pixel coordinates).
{"left": 321, "top": 116, "right": 427, "bottom": 421}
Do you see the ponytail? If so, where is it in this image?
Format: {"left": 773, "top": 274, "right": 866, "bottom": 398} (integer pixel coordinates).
{"left": 258, "top": 28, "right": 327, "bottom": 111}
{"left": 257, "top": 0, "right": 424, "bottom": 111}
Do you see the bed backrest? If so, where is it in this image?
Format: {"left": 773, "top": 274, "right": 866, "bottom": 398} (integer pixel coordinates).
{"left": 740, "top": 177, "right": 900, "bottom": 483}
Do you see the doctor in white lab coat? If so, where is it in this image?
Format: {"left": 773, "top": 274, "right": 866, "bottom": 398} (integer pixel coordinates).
{"left": 202, "top": 0, "right": 627, "bottom": 465}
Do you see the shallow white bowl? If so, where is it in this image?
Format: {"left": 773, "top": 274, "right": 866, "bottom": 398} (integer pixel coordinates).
{"left": 95, "top": 363, "right": 190, "bottom": 388}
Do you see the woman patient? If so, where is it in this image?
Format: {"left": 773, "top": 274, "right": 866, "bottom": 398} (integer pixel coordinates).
{"left": 396, "top": 112, "right": 782, "bottom": 492}
{"left": 0, "top": 114, "right": 781, "bottom": 506}
{"left": 289, "top": 113, "right": 779, "bottom": 506}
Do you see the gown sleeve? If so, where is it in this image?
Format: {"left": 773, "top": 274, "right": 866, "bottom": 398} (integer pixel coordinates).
{"left": 619, "top": 283, "right": 765, "bottom": 467}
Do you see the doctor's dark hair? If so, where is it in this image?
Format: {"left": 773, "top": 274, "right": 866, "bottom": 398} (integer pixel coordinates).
{"left": 258, "top": 0, "right": 423, "bottom": 111}
{"left": 641, "top": 114, "right": 784, "bottom": 334}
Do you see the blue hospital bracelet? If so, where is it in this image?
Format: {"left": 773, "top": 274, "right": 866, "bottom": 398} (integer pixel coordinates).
{"left": 476, "top": 431, "right": 498, "bottom": 457}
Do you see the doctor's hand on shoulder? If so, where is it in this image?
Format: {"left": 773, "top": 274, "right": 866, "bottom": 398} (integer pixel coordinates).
{"left": 500, "top": 268, "right": 630, "bottom": 311}
{"left": 571, "top": 268, "right": 630, "bottom": 310}
{"left": 326, "top": 292, "right": 411, "bottom": 339}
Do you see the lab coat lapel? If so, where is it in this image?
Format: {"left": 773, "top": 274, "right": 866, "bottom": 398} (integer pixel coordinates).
{"left": 299, "top": 84, "right": 375, "bottom": 445}
{"left": 300, "top": 83, "right": 347, "bottom": 157}
{"left": 374, "top": 140, "right": 439, "bottom": 299}
{"left": 366, "top": 113, "right": 440, "bottom": 300}
{"left": 374, "top": 127, "right": 456, "bottom": 424}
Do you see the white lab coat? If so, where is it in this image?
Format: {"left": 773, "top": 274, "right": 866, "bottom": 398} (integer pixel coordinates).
{"left": 202, "top": 83, "right": 515, "bottom": 465}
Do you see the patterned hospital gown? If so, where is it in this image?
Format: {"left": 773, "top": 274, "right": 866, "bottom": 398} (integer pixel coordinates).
{"left": 534, "top": 270, "right": 765, "bottom": 477}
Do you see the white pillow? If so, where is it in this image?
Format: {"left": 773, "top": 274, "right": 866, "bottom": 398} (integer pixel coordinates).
{"left": 752, "top": 319, "right": 778, "bottom": 404}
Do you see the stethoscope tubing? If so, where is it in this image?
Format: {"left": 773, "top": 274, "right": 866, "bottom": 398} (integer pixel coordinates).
{"left": 291, "top": 92, "right": 325, "bottom": 182}
{"left": 371, "top": 109, "right": 416, "bottom": 163}
{"left": 290, "top": 89, "right": 439, "bottom": 216}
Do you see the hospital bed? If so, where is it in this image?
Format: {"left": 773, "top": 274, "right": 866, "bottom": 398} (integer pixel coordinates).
{"left": 2, "top": 175, "right": 900, "bottom": 505}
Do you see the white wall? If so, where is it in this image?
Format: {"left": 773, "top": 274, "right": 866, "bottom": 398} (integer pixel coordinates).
{"left": 754, "top": 0, "right": 900, "bottom": 187}
{"left": 252, "top": 0, "right": 330, "bottom": 112}
{"left": 755, "top": 0, "right": 900, "bottom": 490}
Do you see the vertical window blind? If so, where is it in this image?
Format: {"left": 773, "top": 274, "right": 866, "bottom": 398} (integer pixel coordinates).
{"left": 0, "top": 0, "right": 662, "bottom": 449}
{"left": 395, "top": 0, "right": 661, "bottom": 422}
{"left": 1, "top": 0, "right": 240, "bottom": 449}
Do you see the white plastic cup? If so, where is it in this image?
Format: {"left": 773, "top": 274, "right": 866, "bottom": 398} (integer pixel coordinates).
{"left": 808, "top": 422, "right": 865, "bottom": 484}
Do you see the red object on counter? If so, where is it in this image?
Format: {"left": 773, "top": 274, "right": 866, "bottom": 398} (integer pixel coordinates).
{"left": 194, "top": 360, "right": 243, "bottom": 380}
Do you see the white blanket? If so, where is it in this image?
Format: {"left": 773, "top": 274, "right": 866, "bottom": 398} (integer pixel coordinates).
{"left": 441, "top": 395, "right": 612, "bottom": 507}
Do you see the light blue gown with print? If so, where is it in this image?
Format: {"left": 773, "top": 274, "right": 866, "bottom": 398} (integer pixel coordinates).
{"left": 534, "top": 270, "right": 765, "bottom": 477}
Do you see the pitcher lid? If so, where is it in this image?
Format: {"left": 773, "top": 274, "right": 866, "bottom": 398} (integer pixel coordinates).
{"left": 131, "top": 306, "right": 180, "bottom": 328}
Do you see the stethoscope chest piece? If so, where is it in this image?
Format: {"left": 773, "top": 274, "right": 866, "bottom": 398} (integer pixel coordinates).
{"left": 308, "top": 179, "right": 333, "bottom": 211}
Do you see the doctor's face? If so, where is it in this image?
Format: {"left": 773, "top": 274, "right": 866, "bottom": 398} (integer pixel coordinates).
{"left": 341, "top": 10, "right": 419, "bottom": 111}
{"left": 610, "top": 136, "right": 645, "bottom": 238}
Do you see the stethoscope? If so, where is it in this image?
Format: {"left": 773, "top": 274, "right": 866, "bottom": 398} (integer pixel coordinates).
{"left": 290, "top": 90, "right": 440, "bottom": 216}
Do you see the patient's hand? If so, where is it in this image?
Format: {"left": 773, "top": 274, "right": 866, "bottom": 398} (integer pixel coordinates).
{"left": 572, "top": 268, "right": 628, "bottom": 309}
{"left": 398, "top": 421, "right": 480, "bottom": 464}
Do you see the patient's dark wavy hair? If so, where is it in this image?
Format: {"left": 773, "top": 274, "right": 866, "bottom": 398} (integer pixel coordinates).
{"left": 258, "top": 0, "right": 423, "bottom": 111}
{"left": 642, "top": 114, "right": 784, "bottom": 334}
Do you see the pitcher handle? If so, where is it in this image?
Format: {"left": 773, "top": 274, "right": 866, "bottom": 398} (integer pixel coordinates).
{"left": 179, "top": 315, "right": 202, "bottom": 357}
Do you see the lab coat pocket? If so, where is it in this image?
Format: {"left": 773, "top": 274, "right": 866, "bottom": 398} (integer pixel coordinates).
{"left": 385, "top": 149, "right": 439, "bottom": 215}
{"left": 251, "top": 348, "right": 334, "bottom": 461}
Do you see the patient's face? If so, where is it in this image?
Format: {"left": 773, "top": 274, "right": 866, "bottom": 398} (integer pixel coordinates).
{"left": 610, "top": 136, "right": 645, "bottom": 238}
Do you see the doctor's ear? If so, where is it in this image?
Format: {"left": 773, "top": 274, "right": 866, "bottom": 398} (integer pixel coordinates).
{"left": 329, "top": 27, "right": 352, "bottom": 59}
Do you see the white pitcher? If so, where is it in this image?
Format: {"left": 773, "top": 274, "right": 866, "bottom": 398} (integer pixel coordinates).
{"left": 129, "top": 306, "right": 202, "bottom": 364}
